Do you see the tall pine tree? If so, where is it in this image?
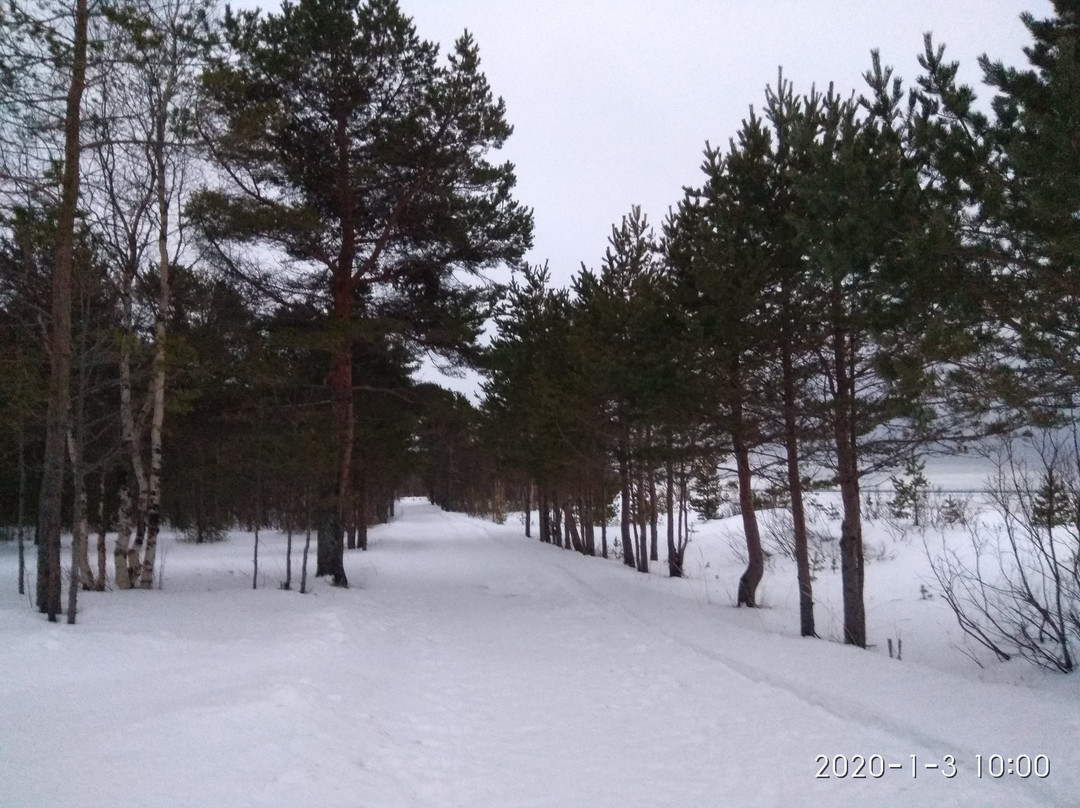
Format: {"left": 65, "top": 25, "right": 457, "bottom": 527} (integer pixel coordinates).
{"left": 193, "top": 0, "right": 532, "bottom": 584}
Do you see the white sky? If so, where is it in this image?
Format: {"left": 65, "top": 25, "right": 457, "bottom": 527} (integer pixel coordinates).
{"left": 398, "top": 0, "right": 1051, "bottom": 288}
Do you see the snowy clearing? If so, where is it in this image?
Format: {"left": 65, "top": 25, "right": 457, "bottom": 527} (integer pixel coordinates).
{"left": 3, "top": 497, "right": 1078, "bottom": 807}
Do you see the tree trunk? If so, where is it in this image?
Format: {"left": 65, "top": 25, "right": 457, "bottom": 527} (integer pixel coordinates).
{"left": 538, "top": 488, "right": 549, "bottom": 543}
{"left": 117, "top": 312, "right": 146, "bottom": 590}
{"left": 252, "top": 521, "right": 259, "bottom": 590}
{"left": 139, "top": 81, "right": 176, "bottom": 591}
{"left": 67, "top": 339, "right": 95, "bottom": 593}
{"left": 114, "top": 471, "right": 133, "bottom": 590}
{"left": 116, "top": 229, "right": 149, "bottom": 589}
{"left": 619, "top": 439, "right": 635, "bottom": 569}
{"left": 300, "top": 495, "right": 312, "bottom": 594}
{"left": 284, "top": 513, "right": 293, "bottom": 591}
{"left": 355, "top": 474, "right": 367, "bottom": 550}
{"left": 648, "top": 464, "right": 659, "bottom": 563}
{"left": 358, "top": 497, "right": 369, "bottom": 550}
{"left": 677, "top": 463, "right": 690, "bottom": 573}
{"left": 734, "top": 425, "right": 764, "bottom": 607}
{"left": 66, "top": 520, "right": 81, "bottom": 624}
{"left": 129, "top": 509, "right": 146, "bottom": 586}
{"left": 833, "top": 323, "right": 865, "bottom": 647}
{"left": 600, "top": 473, "right": 608, "bottom": 559}
{"left": 94, "top": 472, "right": 107, "bottom": 590}
{"left": 635, "top": 458, "right": 649, "bottom": 574}
{"left": 580, "top": 495, "right": 595, "bottom": 556}
{"left": 666, "top": 454, "right": 680, "bottom": 577}
{"left": 322, "top": 110, "right": 356, "bottom": 589}
{"left": 69, "top": 442, "right": 93, "bottom": 591}
{"left": 37, "top": 0, "right": 89, "bottom": 621}
{"left": 17, "top": 429, "right": 27, "bottom": 596}
{"left": 563, "top": 504, "right": 584, "bottom": 554}
{"left": 316, "top": 498, "right": 334, "bottom": 576}
{"left": 524, "top": 484, "right": 531, "bottom": 538}
{"left": 782, "top": 340, "right": 815, "bottom": 637}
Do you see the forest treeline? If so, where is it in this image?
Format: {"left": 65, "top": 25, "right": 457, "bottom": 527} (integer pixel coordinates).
{"left": 1, "top": 0, "right": 1078, "bottom": 652}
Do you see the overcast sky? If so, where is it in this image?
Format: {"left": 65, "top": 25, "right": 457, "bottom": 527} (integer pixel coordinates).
{"left": 395, "top": 0, "right": 1050, "bottom": 290}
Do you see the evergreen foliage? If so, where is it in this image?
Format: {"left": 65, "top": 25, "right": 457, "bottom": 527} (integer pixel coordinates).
{"left": 889, "top": 457, "right": 930, "bottom": 525}
{"left": 191, "top": 0, "right": 532, "bottom": 584}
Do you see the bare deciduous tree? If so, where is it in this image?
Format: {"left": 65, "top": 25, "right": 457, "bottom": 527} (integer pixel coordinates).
{"left": 929, "top": 432, "right": 1080, "bottom": 673}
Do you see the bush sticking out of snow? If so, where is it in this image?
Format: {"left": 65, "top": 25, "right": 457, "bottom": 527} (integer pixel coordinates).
{"left": 928, "top": 433, "right": 1080, "bottom": 673}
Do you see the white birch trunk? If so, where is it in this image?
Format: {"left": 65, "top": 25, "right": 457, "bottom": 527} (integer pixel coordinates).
{"left": 117, "top": 263, "right": 147, "bottom": 590}
{"left": 139, "top": 101, "right": 171, "bottom": 590}
{"left": 138, "top": 0, "right": 191, "bottom": 590}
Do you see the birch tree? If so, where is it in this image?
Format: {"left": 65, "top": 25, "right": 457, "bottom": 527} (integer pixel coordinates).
{"left": 88, "top": 0, "right": 213, "bottom": 588}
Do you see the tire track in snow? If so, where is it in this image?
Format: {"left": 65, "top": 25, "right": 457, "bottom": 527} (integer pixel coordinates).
{"left": 541, "top": 555, "right": 1063, "bottom": 808}
{"left": 361, "top": 502, "right": 1071, "bottom": 806}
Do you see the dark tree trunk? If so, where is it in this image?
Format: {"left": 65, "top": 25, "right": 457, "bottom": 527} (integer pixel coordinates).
{"left": 523, "top": 484, "right": 531, "bottom": 538}
{"left": 619, "top": 440, "right": 635, "bottom": 569}
{"left": 833, "top": 339, "right": 868, "bottom": 643}
{"left": 600, "top": 473, "right": 608, "bottom": 559}
{"left": 17, "top": 429, "right": 27, "bottom": 596}
{"left": 580, "top": 496, "right": 595, "bottom": 556}
{"left": 37, "top": 0, "right": 89, "bottom": 621}
{"left": 252, "top": 522, "right": 259, "bottom": 590}
{"left": 677, "top": 464, "right": 691, "bottom": 575}
{"left": 648, "top": 465, "right": 659, "bottom": 563}
{"left": 734, "top": 426, "right": 764, "bottom": 607}
{"left": 114, "top": 470, "right": 132, "bottom": 584}
{"left": 563, "top": 504, "right": 584, "bottom": 554}
{"left": 782, "top": 340, "right": 815, "bottom": 637}
{"left": 94, "top": 471, "right": 106, "bottom": 590}
{"left": 300, "top": 524, "right": 311, "bottom": 595}
{"left": 635, "top": 459, "right": 648, "bottom": 574}
{"left": 284, "top": 513, "right": 293, "bottom": 591}
{"left": 325, "top": 110, "right": 355, "bottom": 588}
{"left": 316, "top": 498, "right": 333, "bottom": 577}
{"left": 832, "top": 318, "right": 865, "bottom": 647}
{"left": 538, "top": 488, "right": 549, "bottom": 543}
{"left": 666, "top": 455, "right": 681, "bottom": 577}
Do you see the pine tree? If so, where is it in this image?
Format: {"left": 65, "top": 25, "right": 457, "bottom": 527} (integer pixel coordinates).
{"left": 889, "top": 456, "right": 929, "bottom": 525}
{"left": 786, "top": 58, "right": 968, "bottom": 646}
{"left": 1031, "top": 469, "right": 1075, "bottom": 529}
{"left": 666, "top": 118, "right": 779, "bottom": 607}
{"left": 981, "top": 3, "right": 1080, "bottom": 409}
{"left": 194, "top": 0, "right": 532, "bottom": 584}
{"left": 573, "top": 207, "right": 668, "bottom": 573}
{"left": 913, "top": 5, "right": 1080, "bottom": 427}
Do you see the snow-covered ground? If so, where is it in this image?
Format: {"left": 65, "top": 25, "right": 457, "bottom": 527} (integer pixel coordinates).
{"left": 3, "top": 496, "right": 1078, "bottom": 807}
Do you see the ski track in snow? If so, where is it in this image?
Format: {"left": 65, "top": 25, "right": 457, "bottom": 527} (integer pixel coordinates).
{"left": 2, "top": 497, "right": 1078, "bottom": 807}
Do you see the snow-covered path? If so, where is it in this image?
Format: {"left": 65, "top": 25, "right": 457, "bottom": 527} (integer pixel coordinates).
{"left": 2, "top": 498, "right": 1077, "bottom": 807}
